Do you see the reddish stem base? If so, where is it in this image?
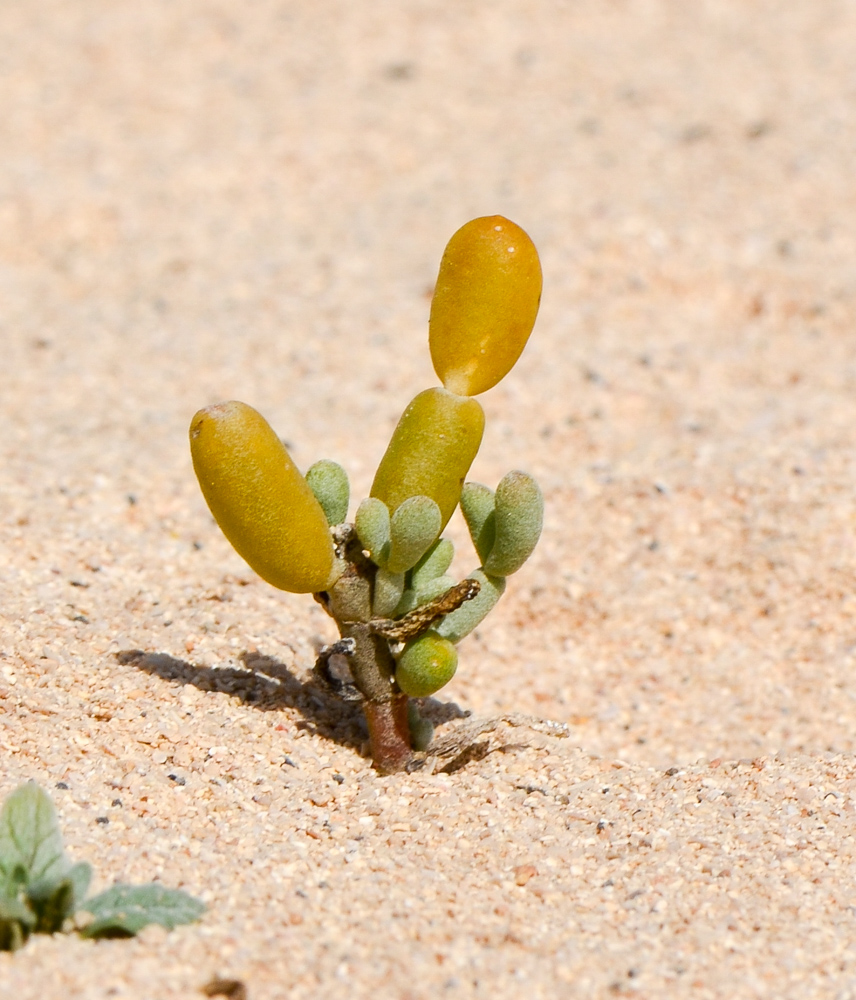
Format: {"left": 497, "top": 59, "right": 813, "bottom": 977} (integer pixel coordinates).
{"left": 362, "top": 695, "right": 412, "bottom": 773}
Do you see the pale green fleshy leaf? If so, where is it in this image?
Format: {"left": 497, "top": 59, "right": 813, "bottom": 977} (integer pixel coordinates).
{"left": 387, "top": 496, "right": 442, "bottom": 574}
{"left": 372, "top": 568, "right": 405, "bottom": 617}
{"left": 482, "top": 471, "right": 543, "bottom": 577}
{"left": 407, "top": 702, "right": 435, "bottom": 752}
{"left": 355, "top": 497, "right": 391, "bottom": 567}
{"left": 396, "top": 631, "right": 458, "bottom": 697}
{"left": 460, "top": 482, "right": 496, "bottom": 564}
{"left": 306, "top": 460, "right": 350, "bottom": 526}
{"left": 434, "top": 569, "right": 506, "bottom": 643}
{"left": 411, "top": 538, "right": 455, "bottom": 589}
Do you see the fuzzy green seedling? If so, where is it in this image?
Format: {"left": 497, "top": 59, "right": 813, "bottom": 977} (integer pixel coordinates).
{"left": 0, "top": 783, "right": 203, "bottom": 951}
{"left": 189, "top": 216, "right": 545, "bottom": 773}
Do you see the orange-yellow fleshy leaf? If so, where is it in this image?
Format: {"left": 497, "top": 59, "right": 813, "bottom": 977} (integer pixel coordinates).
{"left": 370, "top": 387, "right": 484, "bottom": 531}
{"left": 429, "top": 215, "right": 542, "bottom": 396}
{"left": 190, "top": 401, "right": 334, "bottom": 593}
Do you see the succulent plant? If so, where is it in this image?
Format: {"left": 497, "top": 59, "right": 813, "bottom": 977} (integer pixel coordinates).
{"left": 190, "top": 215, "right": 544, "bottom": 773}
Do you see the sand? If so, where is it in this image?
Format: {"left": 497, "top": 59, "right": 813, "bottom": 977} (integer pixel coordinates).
{"left": 3, "top": 1, "right": 856, "bottom": 996}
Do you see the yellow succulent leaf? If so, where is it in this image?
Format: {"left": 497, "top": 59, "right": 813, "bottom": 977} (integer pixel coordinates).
{"left": 429, "top": 215, "right": 542, "bottom": 396}
{"left": 370, "top": 387, "right": 484, "bottom": 531}
{"left": 190, "top": 401, "right": 334, "bottom": 593}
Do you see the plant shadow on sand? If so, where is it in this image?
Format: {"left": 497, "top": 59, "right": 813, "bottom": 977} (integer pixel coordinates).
{"left": 115, "top": 647, "right": 470, "bottom": 758}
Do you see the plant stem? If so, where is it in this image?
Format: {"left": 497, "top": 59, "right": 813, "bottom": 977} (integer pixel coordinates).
{"left": 316, "top": 528, "right": 414, "bottom": 773}
{"left": 362, "top": 695, "right": 412, "bottom": 773}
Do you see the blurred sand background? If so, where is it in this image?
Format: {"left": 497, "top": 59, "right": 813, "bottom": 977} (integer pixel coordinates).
{"left": 3, "top": 2, "right": 856, "bottom": 997}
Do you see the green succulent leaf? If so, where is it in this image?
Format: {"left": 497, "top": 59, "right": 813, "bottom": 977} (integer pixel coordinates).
{"left": 305, "top": 460, "right": 350, "bottom": 526}
{"left": 78, "top": 884, "right": 205, "bottom": 939}
{"left": 394, "top": 570, "right": 458, "bottom": 617}
{"left": 407, "top": 702, "right": 435, "bottom": 752}
{"left": 392, "top": 588, "right": 417, "bottom": 617}
{"left": 460, "top": 482, "right": 496, "bottom": 564}
{"left": 355, "top": 497, "right": 391, "bottom": 567}
{"left": 410, "top": 538, "right": 455, "bottom": 589}
{"left": 370, "top": 388, "right": 484, "bottom": 531}
{"left": 434, "top": 569, "right": 506, "bottom": 643}
{"left": 396, "top": 631, "right": 458, "bottom": 697}
{"left": 372, "top": 567, "right": 405, "bottom": 617}
{"left": 482, "top": 471, "right": 543, "bottom": 577}
{"left": 0, "top": 783, "right": 67, "bottom": 889}
{"left": 387, "top": 496, "right": 443, "bottom": 574}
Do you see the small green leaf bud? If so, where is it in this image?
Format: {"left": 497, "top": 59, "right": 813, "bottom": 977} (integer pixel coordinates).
{"left": 371, "top": 387, "right": 484, "bottom": 531}
{"left": 189, "top": 401, "right": 334, "bottom": 593}
{"left": 305, "top": 459, "right": 350, "bottom": 526}
{"left": 460, "top": 482, "right": 496, "bottom": 564}
{"left": 396, "top": 631, "right": 458, "bottom": 697}
{"left": 372, "top": 567, "right": 405, "bottom": 617}
{"left": 355, "top": 497, "right": 391, "bottom": 567}
{"left": 387, "top": 495, "right": 442, "bottom": 574}
{"left": 411, "top": 538, "right": 455, "bottom": 590}
{"left": 407, "top": 701, "right": 435, "bottom": 752}
{"left": 483, "top": 471, "right": 543, "bottom": 577}
{"left": 429, "top": 216, "right": 542, "bottom": 396}
{"left": 435, "top": 569, "right": 506, "bottom": 643}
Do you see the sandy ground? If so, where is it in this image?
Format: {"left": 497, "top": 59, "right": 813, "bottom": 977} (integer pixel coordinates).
{"left": 3, "top": 1, "right": 856, "bottom": 997}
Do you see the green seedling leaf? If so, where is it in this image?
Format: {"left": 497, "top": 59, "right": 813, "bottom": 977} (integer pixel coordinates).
{"left": 190, "top": 401, "right": 335, "bottom": 593}
{"left": 372, "top": 567, "right": 405, "bottom": 617}
{"left": 435, "top": 569, "right": 506, "bottom": 643}
{"left": 28, "top": 861, "right": 91, "bottom": 933}
{"left": 29, "top": 877, "right": 74, "bottom": 934}
{"left": 387, "top": 496, "right": 442, "bottom": 574}
{"left": 411, "top": 538, "right": 455, "bottom": 589}
{"left": 396, "top": 631, "right": 458, "bottom": 697}
{"left": 0, "top": 864, "right": 26, "bottom": 908}
{"left": 67, "top": 860, "right": 93, "bottom": 910}
{"left": 483, "top": 471, "right": 543, "bottom": 577}
{"left": 460, "top": 482, "right": 496, "bottom": 564}
{"left": 429, "top": 216, "right": 542, "bottom": 396}
{"left": 0, "top": 892, "right": 35, "bottom": 951}
{"left": 78, "top": 884, "right": 205, "bottom": 939}
{"left": 306, "top": 459, "right": 350, "bottom": 526}
{"left": 0, "top": 783, "right": 68, "bottom": 889}
{"left": 371, "top": 388, "right": 484, "bottom": 531}
{"left": 355, "top": 497, "right": 391, "bottom": 567}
